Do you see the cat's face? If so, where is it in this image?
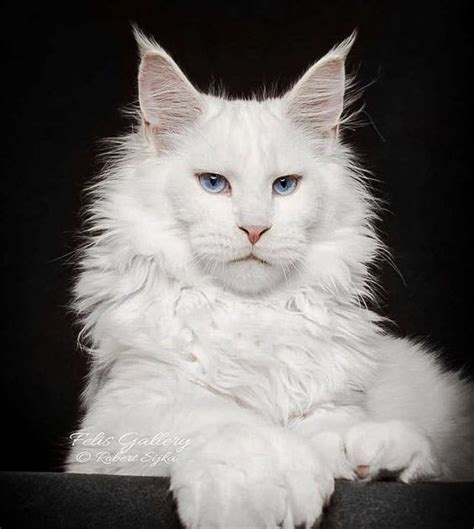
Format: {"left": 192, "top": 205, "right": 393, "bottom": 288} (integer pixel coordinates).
{"left": 163, "top": 99, "right": 324, "bottom": 295}
{"left": 132, "top": 31, "right": 371, "bottom": 296}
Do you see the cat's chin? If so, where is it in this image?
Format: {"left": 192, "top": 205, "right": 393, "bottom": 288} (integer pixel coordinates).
{"left": 212, "top": 259, "right": 287, "bottom": 296}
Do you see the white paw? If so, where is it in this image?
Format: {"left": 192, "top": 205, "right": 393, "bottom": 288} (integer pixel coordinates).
{"left": 344, "top": 420, "right": 441, "bottom": 483}
{"left": 170, "top": 423, "right": 334, "bottom": 529}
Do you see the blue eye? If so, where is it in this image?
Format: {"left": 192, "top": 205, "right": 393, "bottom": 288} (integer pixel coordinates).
{"left": 272, "top": 175, "right": 299, "bottom": 195}
{"left": 198, "top": 173, "right": 229, "bottom": 194}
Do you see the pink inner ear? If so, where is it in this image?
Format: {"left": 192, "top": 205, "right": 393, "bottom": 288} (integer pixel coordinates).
{"left": 138, "top": 52, "right": 201, "bottom": 136}
{"left": 287, "top": 56, "right": 346, "bottom": 133}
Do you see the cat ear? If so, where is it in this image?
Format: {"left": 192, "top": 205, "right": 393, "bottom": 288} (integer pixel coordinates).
{"left": 284, "top": 32, "right": 356, "bottom": 141}
{"left": 135, "top": 28, "right": 202, "bottom": 140}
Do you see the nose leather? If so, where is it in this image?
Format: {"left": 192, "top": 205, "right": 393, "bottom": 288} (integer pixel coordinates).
{"left": 238, "top": 225, "right": 271, "bottom": 245}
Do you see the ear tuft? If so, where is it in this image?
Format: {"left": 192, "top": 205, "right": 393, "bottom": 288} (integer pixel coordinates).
{"left": 328, "top": 30, "right": 357, "bottom": 61}
{"left": 132, "top": 24, "right": 164, "bottom": 58}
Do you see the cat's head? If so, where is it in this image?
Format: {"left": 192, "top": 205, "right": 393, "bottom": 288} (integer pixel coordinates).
{"left": 100, "top": 30, "right": 379, "bottom": 298}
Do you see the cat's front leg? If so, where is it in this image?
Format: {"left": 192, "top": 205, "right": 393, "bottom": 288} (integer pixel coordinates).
{"left": 171, "top": 423, "right": 334, "bottom": 529}
{"left": 66, "top": 363, "right": 335, "bottom": 529}
{"left": 293, "top": 408, "right": 441, "bottom": 482}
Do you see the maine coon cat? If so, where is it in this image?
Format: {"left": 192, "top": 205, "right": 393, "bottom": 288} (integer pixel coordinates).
{"left": 66, "top": 29, "right": 474, "bottom": 529}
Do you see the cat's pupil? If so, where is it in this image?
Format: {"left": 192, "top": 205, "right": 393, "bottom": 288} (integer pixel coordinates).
{"left": 279, "top": 178, "right": 288, "bottom": 188}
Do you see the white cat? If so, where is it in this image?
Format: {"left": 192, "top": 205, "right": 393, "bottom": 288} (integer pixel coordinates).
{"left": 66, "top": 29, "right": 474, "bottom": 528}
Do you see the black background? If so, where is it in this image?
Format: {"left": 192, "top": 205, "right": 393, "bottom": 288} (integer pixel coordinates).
{"left": 1, "top": 1, "right": 472, "bottom": 472}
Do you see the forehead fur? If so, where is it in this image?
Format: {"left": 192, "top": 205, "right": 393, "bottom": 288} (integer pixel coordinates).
{"left": 182, "top": 96, "right": 314, "bottom": 177}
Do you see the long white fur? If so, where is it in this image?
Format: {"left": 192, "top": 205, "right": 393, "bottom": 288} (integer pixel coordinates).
{"left": 67, "top": 29, "right": 474, "bottom": 529}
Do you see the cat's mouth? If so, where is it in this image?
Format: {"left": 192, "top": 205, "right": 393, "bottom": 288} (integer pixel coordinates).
{"left": 232, "top": 254, "right": 270, "bottom": 265}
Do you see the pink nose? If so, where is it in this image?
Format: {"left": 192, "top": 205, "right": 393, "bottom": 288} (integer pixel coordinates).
{"left": 238, "top": 225, "right": 271, "bottom": 245}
